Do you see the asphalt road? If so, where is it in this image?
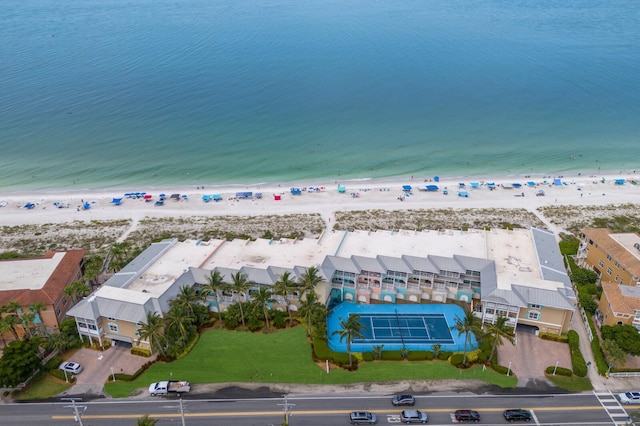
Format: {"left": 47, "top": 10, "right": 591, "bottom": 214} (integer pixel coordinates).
{"left": 1, "top": 392, "right": 623, "bottom": 426}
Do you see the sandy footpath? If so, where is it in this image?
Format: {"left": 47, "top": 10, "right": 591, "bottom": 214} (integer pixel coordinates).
{"left": 1, "top": 173, "right": 639, "bottom": 229}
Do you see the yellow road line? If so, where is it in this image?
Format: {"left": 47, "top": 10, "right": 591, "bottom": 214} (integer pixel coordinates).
{"left": 51, "top": 405, "right": 605, "bottom": 420}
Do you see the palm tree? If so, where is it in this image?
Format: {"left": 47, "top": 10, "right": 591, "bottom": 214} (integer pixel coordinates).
{"left": 486, "top": 315, "right": 515, "bottom": 363}
{"left": 20, "top": 311, "right": 35, "bottom": 339}
{"left": 332, "top": 314, "right": 366, "bottom": 367}
{"left": 137, "top": 311, "right": 166, "bottom": 357}
{"left": 274, "top": 271, "right": 297, "bottom": 325}
{"left": 109, "top": 241, "right": 132, "bottom": 272}
{"left": 172, "top": 285, "right": 200, "bottom": 318}
{"left": 450, "top": 310, "right": 482, "bottom": 365}
{"left": 64, "top": 281, "right": 90, "bottom": 304}
{"left": 251, "top": 286, "right": 276, "bottom": 330}
{"left": 299, "top": 266, "right": 323, "bottom": 297}
{"left": 0, "top": 316, "right": 11, "bottom": 346}
{"left": 4, "top": 300, "right": 25, "bottom": 338}
{"left": 200, "top": 271, "right": 226, "bottom": 321}
{"left": 46, "top": 330, "right": 75, "bottom": 353}
{"left": 297, "top": 291, "right": 326, "bottom": 339}
{"left": 164, "top": 306, "right": 191, "bottom": 345}
{"left": 136, "top": 414, "right": 158, "bottom": 426}
{"left": 230, "top": 272, "right": 253, "bottom": 328}
{"left": 28, "top": 302, "right": 47, "bottom": 335}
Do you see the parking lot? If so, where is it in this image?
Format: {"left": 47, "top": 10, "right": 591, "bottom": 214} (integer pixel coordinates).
{"left": 58, "top": 344, "right": 155, "bottom": 397}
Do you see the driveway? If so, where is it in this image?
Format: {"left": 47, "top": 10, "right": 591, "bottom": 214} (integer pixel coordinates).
{"left": 498, "top": 331, "right": 571, "bottom": 388}
{"left": 58, "top": 345, "right": 155, "bottom": 397}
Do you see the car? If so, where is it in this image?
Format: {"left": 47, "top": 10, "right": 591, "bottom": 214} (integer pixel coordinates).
{"left": 454, "top": 410, "right": 480, "bottom": 422}
{"left": 536, "top": 189, "right": 545, "bottom": 196}
{"left": 59, "top": 361, "right": 83, "bottom": 375}
{"left": 400, "top": 409, "right": 428, "bottom": 423}
{"left": 349, "top": 411, "right": 377, "bottom": 425}
{"left": 392, "top": 394, "right": 416, "bottom": 406}
{"left": 618, "top": 391, "right": 640, "bottom": 404}
{"left": 503, "top": 408, "right": 533, "bottom": 422}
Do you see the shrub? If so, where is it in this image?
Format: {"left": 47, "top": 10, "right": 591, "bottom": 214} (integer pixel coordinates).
{"left": 312, "top": 339, "right": 350, "bottom": 365}
{"left": 539, "top": 332, "right": 569, "bottom": 343}
{"left": 492, "top": 364, "right": 514, "bottom": 376}
{"left": 381, "top": 351, "right": 403, "bottom": 361}
{"left": 131, "top": 347, "right": 152, "bottom": 357}
{"left": 466, "top": 349, "right": 481, "bottom": 364}
{"left": 545, "top": 366, "right": 572, "bottom": 377}
{"left": 44, "top": 356, "right": 62, "bottom": 371}
{"left": 438, "top": 351, "right": 452, "bottom": 361}
{"left": 50, "top": 369, "right": 76, "bottom": 383}
{"left": 425, "top": 351, "right": 434, "bottom": 361}
{"left": 270, "top": 311, "right": 288, "bottom": 329}
{"left": 477, "top": 351, "right": 489, "bottom": 363}
{"left": 450, "top": 353, "right": 465, "bottom": 367}
{"left": 362, "top": 352, "right": 374, "bottom": 362}
{"left": 568, "top": 330, "right": 588, "bottom": 377}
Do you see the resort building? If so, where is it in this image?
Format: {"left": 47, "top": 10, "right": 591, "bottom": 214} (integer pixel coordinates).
{"left": 0, "top": 249, "right": 86, "bottom": 341}
{"left": 596, "top": 281, "right": 640, "bottom": 329}
{"left": 576, "top": 228, "right": 640, "bottom": 287}
{"left": 66, "top": 227, "right": 576, "bottom": 350}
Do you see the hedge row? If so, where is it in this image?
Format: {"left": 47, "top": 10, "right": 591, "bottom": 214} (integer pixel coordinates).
{"left": 545, "top": 365, "right": 572, "bottom": 377}
{"left": 313, "top": 339, "right": 351, "bottom": 365}
{"left": 492, "top": 363, "right": 515, "bottom": 376}
{"left": 539, "top": 332, "right": 569, "bottom": 343}
{"left": 568, "top": 330, "right": 588, "bottom": 377}
{"left": 131, "top": 347, "right": 152, "bottom": 357}
{"left": 50, "top": 369, "right": 76, "bottom": 383}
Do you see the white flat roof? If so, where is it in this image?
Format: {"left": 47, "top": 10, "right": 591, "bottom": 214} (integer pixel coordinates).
{"left": 94, "top": 284, "right": 154, "bottom": 305}
{"left": 486, "top": 228, "right": 546, "bottom": 290}
{"left": 0, "top": 252, "right": 65, "bottom": 291}
{"left": 125, "top": 239, "right": 224, "bottom": 296}
{"left": 202, "top": 231, "right": 345, "bottom": 270}
{"left": 336, "top": 229, "right": 488, "bottom": 259}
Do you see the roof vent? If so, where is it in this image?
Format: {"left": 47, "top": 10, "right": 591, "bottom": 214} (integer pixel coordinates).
{"left": 634, "top": 243, "right": 640, "bottom": 251}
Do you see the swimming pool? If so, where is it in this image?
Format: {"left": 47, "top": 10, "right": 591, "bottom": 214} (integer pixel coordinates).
{"left": 327, "top": 302, "right": 477, "bottom": 353}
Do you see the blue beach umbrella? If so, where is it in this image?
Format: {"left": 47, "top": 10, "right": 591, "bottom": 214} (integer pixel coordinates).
{"left": 434, "top": 176, "right": 439, "bottom": 182}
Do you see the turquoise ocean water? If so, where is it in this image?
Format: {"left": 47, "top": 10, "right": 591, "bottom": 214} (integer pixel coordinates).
{"left": 1, "top": 0, "right": 639, "bottom": 191}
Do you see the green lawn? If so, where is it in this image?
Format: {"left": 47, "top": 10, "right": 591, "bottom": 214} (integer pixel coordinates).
{"left": 13, "top": 373, "right": 73, "bottom": 400}
{"left": 105, "top": 327, "right": 517, "bottom": 397}
{"left": 546, "top": 374, "right": 593, "bottom": 391}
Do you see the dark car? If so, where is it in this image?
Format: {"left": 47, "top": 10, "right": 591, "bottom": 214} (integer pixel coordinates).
{"left": 349, "top": 411, "right": 377, "bottom": 425}
{"left": 454, "top": 410, "right": 480, "bottom": 423}
{"left": 392, "top": 394, "right": 416, "bottom": 406}
{"left": 503, "top": 409, "right": 533, "bottom": 422}
{"left": 400, "top": 409, "right": 428, "bottom": 423}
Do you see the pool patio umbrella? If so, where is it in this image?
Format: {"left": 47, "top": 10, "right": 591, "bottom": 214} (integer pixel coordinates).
{"left": 170, "top": 193, "right": 180, "bottom": 200}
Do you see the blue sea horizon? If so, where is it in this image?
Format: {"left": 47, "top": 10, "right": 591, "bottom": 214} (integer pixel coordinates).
{"left": 1, "top": 0, "right": 639, "bottom": 191}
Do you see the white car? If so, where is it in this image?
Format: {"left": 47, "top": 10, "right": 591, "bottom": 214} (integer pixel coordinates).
{"left": 59, "top": 361, "right": 83, "bottom": 375}
{"left": 619, "top": 391, "right": 640, "bottom": 404}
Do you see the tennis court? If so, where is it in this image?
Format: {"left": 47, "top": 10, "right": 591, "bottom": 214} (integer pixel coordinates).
{"left": 327, "top": 302, "right": 476, "bottom": 353}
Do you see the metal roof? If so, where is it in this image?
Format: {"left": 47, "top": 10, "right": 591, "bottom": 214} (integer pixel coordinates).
{"left": 352, "top": 255, "right": 386, "bottom": 274}
{"left": 511, "top": 285, "right": 575, "bottom": 310}
{"left": 377, "top": 255, "right": 412, "bottom": 273}
{"left": 401, "top": 255, "right": 439, "bottom": 274}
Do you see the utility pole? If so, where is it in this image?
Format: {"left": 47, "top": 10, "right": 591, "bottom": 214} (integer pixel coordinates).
{"left": 62, "top": 397, "right": 86, "bottom": 425}
{"left": 278, "top": 394, "right": 295, "bottom": 426}
{"left": 179, "top": 396, "right": 187, "bottom": 426}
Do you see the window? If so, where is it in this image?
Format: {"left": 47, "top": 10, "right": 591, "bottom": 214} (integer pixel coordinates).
{"left": 485, "top": 308, "right": 495, "bottom": 315}
{"left": 598, "top": 260, "right": 605, "bottom": 267}
{"left": 62, "top": 298, "right": 67, "bottom": 306}
{"left": 108, "top": 323, "right": 119, "bottom": 333}
{"left": 615, "top": 274, "right": 619, "bottom": 282}
{"left": 135, "top": 329, "right": 141, "bottom": 337}
{"left": 606, "top": 254, "right": 612, "bottom": 261}
{"left": 528, "top": 303, "right": 543, "bottom": 309}
{"left": 615, "top": 262, "right": 620, "bottom": 268}
{"left": 55, "top": 308, "right": 61, "bottom": 315}
{"left": 107, "top": 317, "right": 117, "bottom": 321}
{"left": 607, "top": 268, "right": 613, "bottom": 275}
{"left": 527, "top": 311, "right": 541, "bottom": 320}
{"left": 78, "top": 321, "right": 88, "bottom": 329}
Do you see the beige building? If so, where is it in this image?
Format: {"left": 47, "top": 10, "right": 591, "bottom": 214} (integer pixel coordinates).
{"left": 0, "top": 250, "right": 86, "bottom": 341}
{"left": 66, "top": 227, "right": 576, "bottom": 351}
{"left": 576, "top": 228, "right": 640, "bottom": 287}
{"left": 597, "top": 281, "right": 640, "bottom": 329}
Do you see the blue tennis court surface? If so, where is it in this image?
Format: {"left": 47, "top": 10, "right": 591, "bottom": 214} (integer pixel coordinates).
{"left": 327, "top": 302, "right": 476, "bottom": 353}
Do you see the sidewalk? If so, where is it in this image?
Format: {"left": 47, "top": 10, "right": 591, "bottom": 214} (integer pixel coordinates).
{"left": 571, "top": 308, "right": 640, "bottom": 392}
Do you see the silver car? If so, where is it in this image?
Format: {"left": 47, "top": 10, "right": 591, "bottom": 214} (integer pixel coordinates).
{"left": 59, "top": 361, "right": 83, "bottom": 375}
{"left": 619, "top": 391, "right": 640, "bottom": 404}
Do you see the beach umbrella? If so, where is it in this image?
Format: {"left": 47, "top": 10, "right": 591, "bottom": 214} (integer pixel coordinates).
{"left": 434, "top": 176, "right": 440, "bottom": 182}
{"left": 143, "top": 194, "right": 152, "bottom": 199}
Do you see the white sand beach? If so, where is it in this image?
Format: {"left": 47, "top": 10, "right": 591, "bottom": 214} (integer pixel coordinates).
{"left": 1, "top": 173, "right": 639, "bottom": 232}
